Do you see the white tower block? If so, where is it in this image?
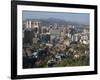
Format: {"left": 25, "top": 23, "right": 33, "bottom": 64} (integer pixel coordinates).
{"left": 26, "top": 20, "right": 29, "bottom": 29}
{"left": 72, "top": 25, "right": 75, "bottom": 28}
{"left": 29, "top": 20, "right": 31, "bottom": 28}
{"left": 34, "top": 21, "right": 39, "bottom": 28}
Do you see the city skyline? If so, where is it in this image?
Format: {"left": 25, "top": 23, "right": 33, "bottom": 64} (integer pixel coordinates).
{"left": 22, "top": 11, "right": 90, "bottom": 25}
{"left": 22, "top": 10, "right": 90, "bottom": 69}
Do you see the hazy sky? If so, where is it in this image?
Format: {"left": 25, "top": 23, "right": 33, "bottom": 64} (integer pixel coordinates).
{"left": 22, "top": 11, "right": 90, "bottom": 25}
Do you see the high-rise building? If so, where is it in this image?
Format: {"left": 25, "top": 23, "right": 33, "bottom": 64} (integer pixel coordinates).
{"left": 72, "top": 34, "right": 79, "bottom": 42}
{"left": 23, "top": 29, "right": 33, "bottom": 46}
{"left": 31, "top": 21, "right": 40, "bottom": 33}
{"left": 24, "top": 20, "right": 32, "bottom": 29}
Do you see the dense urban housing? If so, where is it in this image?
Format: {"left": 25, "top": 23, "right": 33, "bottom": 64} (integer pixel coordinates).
{"left": 22, "top": 18, "right": 90, "bottom": 68}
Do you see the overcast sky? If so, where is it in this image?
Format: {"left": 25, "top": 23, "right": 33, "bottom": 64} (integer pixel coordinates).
{"left": 22, "top": 11, "right": 90, "bottom": 25}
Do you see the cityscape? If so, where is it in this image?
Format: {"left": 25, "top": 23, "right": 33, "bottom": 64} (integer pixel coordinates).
{"left": 22, "top": 11, "right": 90, "bottom": 69}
